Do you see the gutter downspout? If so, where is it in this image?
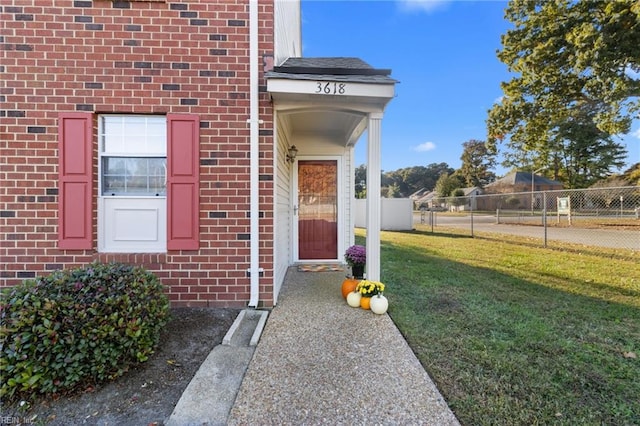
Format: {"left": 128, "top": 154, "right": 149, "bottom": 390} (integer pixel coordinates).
{"left": 248, "top": 0, "right": 260, "bottom": 307}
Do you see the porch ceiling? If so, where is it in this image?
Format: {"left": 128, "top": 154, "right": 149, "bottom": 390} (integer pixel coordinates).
{"left": 278, "top": 108, "right": 367, "bottom": 146}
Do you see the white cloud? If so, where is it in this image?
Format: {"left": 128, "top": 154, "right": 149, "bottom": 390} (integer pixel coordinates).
{"left": 397, "top": 0, "right": 451, "bottom": 13}
{"left": 414, "top": 142, "right": 437, "bottom": 152}
{"left": 633, "top": 128, "right": 640, "bottom": 139}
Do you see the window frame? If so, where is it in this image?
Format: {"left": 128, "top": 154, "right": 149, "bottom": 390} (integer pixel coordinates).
{"left": 97, "top": 114, "right": 168, "bottom": 253}
{"left": 98, "top": 115, "right": 167, "bottom": 198}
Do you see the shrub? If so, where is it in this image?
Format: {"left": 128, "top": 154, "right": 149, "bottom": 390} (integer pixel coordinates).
{"left": 0, "top": 262, "right": 170, "bottom": 401}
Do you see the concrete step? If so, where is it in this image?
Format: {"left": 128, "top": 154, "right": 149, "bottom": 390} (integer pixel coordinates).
{"left": 165, "top": 309, "right": 268, "bottom": 426}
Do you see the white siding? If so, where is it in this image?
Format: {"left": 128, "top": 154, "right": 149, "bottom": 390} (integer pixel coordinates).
{"left": 345, "top": 147, "right": 356, "bottom": 250}
{"left": 273, "top": 114, "right": 293, "bottom": 303}
{"left": 274, "top": 0, "right": 301, "bottom": 65}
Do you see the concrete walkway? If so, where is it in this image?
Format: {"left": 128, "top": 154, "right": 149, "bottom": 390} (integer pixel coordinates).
{"left": 227, "top": 268, "right": 459, "bottom": 425}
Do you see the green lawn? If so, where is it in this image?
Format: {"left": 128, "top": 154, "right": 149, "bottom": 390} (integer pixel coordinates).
{"left": 358, "top": 226, "right": 640, "bottom": 425}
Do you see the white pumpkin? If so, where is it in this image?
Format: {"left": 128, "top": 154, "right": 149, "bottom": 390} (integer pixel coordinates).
{"left": 346, "top": 291, "right": 362, "bottom": 308}
{"left": 370, "top": 294, "right": 389, "bottom": 315}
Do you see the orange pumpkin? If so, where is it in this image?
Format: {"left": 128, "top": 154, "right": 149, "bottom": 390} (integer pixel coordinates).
{"left": 360, "top": 296, "right": 371, "bottom": 310}
{"left": 341, "top": 278, "right": 359, "bottom": 299}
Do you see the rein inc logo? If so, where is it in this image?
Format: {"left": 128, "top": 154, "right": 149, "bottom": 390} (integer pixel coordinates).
{"left": 1, "top": 414, "right": 35, "bottom": 424}
{"left": 1, "top": 401, "right": 35, "bottom": 424}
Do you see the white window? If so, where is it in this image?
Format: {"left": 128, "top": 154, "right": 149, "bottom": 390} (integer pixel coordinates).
{"left": 98, "top": 115, "right": 167, "bottom": 253}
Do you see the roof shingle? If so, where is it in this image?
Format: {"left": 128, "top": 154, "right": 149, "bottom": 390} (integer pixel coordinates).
{"left": 267, "top": 57, "right": 397, "bottom": 84}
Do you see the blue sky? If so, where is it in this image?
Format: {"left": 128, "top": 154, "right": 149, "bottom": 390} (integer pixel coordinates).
{"left": 301, "top": 0, "right": 640, "bottom": 177}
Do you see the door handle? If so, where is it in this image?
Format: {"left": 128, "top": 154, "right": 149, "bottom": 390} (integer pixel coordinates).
{"left": 293, "top": 205, "right": 298, "bottom": 216}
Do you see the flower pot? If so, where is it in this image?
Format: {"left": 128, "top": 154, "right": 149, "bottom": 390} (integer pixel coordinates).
{"left": 351, "top": 264, "right": 365, "bottom": 279}
{"left": 360, "top": 296, "right": 371, "bottom": 310}
{"left": 341, "top": 277, "right": 359, "bottom": 299}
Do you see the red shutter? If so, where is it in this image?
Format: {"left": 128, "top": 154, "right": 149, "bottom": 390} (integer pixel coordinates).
{"left": 167, "top": 114, "right": 200, "bottom": 250}
{"left": 58, "top": 112, "right": 93, "bottom": 249}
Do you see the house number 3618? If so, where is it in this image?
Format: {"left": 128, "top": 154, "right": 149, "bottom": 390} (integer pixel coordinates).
{"left": 315, "top": 82, "right": 346, "bottom": 95}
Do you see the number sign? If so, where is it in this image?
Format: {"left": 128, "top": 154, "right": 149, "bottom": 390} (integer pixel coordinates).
{"left": 315, "top": 82, "right": 346, "bottom": 95}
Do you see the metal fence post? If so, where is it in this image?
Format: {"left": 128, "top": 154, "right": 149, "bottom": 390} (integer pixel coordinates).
{"left": 470, "top": 195, "right": 474, "bottom": 237}
{"left": 543, "top": 191, "right": 547, "bottom": 248}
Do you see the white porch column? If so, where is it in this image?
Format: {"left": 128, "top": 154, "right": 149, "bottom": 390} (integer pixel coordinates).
{"left": 366, "top": 112, "right": 383, "bottom": 281}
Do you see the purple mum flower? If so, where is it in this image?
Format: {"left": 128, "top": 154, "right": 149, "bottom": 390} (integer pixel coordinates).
{"left": 344, "top": 244, "right": 366, "bottom": 266}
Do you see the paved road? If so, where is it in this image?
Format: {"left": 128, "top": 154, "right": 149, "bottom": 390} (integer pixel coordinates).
{"left": 414, "top": 213, "right": 639, "bottom": 250}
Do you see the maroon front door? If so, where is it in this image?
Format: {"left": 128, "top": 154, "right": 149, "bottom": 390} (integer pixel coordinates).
{"left": 297, "top": 160, "right": 338, "bottom": 260}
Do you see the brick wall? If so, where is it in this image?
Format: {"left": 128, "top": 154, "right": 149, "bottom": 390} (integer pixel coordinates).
{"left": 1, "top": 0, "right": 276, "bottom": 307}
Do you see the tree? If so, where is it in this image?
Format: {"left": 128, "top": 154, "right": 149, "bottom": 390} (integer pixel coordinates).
{"left": 356, "top": 162, "right": 455, "bottom": 198}
{"left": 386, "top": 183, "right": 402, "bottom": 198}
{"left": 382, "top": 170, "right": 405, "bottom": 196}
{"left": 459, "top": 139, "right": 497, "bottom": 187}
{"left": 548, "top": 106, "right": 627, "bottom": 188}
{"left": 434, "top": 173, "right": 463, "bottom": 198}
{"left": 487, "top": 0, "right": 639, "bottom": 185}
{"left": 589, "top": 163, "right": 640, "bottom": 209}
{"left": 621, "top": 162, "right": 640, "bottom": 186}
{"left": 590, "top": 177, "right": 630, "bottom": 209}
{"left": 450, "top": 188, "right": 466, "bottom": 211}
{"left": 402, "top": 163, "right": 454, "bottom": 193}
{"left": 354, "top": 164, "right": 367, "bottom": 199}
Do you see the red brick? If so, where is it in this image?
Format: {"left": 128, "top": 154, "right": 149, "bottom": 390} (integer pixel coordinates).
{"left": 1, "top": 0, "right": 277, "bottom": 306}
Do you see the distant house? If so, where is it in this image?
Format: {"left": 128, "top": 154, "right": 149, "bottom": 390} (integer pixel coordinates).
{"left": 452, "top": 187, "right": 482, "bottom": 211}
{"left": 414, "top": 191, "right": 438, "bottom": 210}
{"left": 485, "top": 171, "right": 563, "bottom": 193}
{"left": 409, "top": 188, "right": 430, "bottom": 202}
{"left": 479, "top": 171, "right": 563, "bottom": 210}
{"left": 410, "top": 188, "right": 430, "bottom": 208}
{"left": 413, "top": 187, "right": 482, "bottom": 211}
{"left": 1, "top": 0, "right": 397, "bottom": 308}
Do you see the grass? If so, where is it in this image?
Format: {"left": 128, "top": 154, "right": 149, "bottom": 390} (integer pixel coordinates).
{"left": 357, "top": 226, "right": 640, "bottom": 425}
{"left": 435, "top": 210, "right": 640, "bottom": 230}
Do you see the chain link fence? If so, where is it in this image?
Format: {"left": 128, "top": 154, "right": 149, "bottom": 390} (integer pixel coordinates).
{"left": 417, "top": 186, "right": 640, "bottom": 251}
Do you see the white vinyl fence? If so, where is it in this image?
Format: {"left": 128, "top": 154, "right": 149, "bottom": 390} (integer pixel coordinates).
{"left": 354, "top": 198, "right": 413, "bottom": 231}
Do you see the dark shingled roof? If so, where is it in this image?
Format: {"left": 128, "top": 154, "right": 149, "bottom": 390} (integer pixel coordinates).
{"left": 487, "top": 171, "right": 563, "bottom": 187}
{"left": 267, "top": 57, "right": 397, "bottom": 84}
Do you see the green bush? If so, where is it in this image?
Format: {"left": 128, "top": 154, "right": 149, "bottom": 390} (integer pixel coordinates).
{"left": 0, "top": 262, "right": 170, "bottom": 401}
